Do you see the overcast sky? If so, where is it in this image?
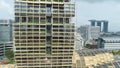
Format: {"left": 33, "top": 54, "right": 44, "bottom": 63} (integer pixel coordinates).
{"left": 0, "top": 0, "right": 120, "bottom": 32}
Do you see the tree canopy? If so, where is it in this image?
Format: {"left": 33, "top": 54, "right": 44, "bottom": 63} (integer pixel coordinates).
{"left": 5, "top": 49, "right": 14, "bottom": 60}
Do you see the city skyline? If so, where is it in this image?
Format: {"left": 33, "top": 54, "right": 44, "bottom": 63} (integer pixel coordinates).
{"left": 1, "top": 0, "right": 120, "bottom": 31}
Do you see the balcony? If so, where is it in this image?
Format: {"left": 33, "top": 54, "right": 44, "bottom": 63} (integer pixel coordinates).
{"left": 40, "top": 20, "right": 46, "bottom": 24}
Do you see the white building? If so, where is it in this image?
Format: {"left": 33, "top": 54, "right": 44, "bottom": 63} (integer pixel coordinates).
{"left": 78, "top": 25, "right": 100, "bottom": 40}
{"left": 75, "top": 33, "right": 84, "bottom": 50}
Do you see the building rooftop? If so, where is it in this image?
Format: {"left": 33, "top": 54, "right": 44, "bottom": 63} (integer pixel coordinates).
{"left": 76, "top": 49, "right": 111, "bottom": 56}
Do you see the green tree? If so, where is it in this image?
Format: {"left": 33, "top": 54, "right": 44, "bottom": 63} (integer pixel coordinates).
{"left": 5, "top": 49, "right": 14, "bottom": 60}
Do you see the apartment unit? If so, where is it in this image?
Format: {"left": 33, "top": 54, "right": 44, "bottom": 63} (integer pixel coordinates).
{"left": 72, "top": 49, "right": 114, "bottom": 68}
{"left": 14, "top": 0, "right": 75, "bottom": 68}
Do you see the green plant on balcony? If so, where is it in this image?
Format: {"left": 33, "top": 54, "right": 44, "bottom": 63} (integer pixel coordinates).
{"left": 53, "top": 20, "right": 58, "bottom": 24}
{"left": 46, "top": 48, "right": 52, "bottom": 55}
{"left": 34, "top": 20, "right": 39, "bottom": 23}
{"left": 40, "top": 44, "right": 45, "bottom": 46}
{"left": 47, "top": 41, "right": 51, "bottom": 44}
{"left": 47, "top": 0, "right": 51, "bottom": 2}
{"left": 40, "top": 41, "right": 45, "bottom": 43}
{"left": 40, "top": 20, "right": 46, "bottom": 24}
{"left": 41, "top": 30, "right": 46, "bottom": 32}
{"left": 47, "top": 30, "right": 51, "bottom": 33}
{"left": 47, "top": 20, "right": 51, "bottom": 23}
{"left": 54, "top": 0, "right": 63, "bottom": 2}
{"left": 29, "top": 20, "right": 34, "bottom": 23}
{"left": 59, "top": 0, "right": 63, "bottom": 2}
{"left": 53, "top": 0, "right": 58, "bottom": 2}
{"left": 41, "top": 0, "right": 45, "bottom": 1}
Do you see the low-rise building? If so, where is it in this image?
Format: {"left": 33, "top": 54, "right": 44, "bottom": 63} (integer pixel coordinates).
{"left": 0, "top": 42, "right": 13, "bottom": 60}
{"left": 99, "top": 33, "right": 120, "bottom": 50}
{"left": 72, "top": 49, "right": 114, "bottom": 68}
{"left": 102, "top": 36, "right": 120, "bottom": 50}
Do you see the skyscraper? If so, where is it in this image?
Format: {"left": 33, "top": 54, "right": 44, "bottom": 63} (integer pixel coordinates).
{"left": 89, "top": 20, "right": 96, "bottom": 26}
{"left": 14, "top": 0, "right": 75, "bottom": 68}
{"left": 89, "top": 20, "right": 109, "bottom": 33}
{"left": 103, "top": 20, "right": 108, "bottom": 33}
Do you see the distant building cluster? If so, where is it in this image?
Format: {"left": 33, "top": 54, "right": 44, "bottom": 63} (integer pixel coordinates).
{"left": 77, "top": 19, "right": 110, "bottom": 50}
{"left": 77, "top": 25, "right": 100, "bottom": 40}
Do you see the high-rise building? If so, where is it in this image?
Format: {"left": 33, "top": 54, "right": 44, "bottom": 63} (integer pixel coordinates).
{"left": 103, "top": 20, "right": 108, "bottom": 33}
{"left": 89, "top": 20, "right": 96, "bottom": 26}
{"left": 0, "top": 19, "right": 13, "bottom": 42}
{"left": 89, "top": 20, "right": 109, "bottom": 33}
{"left": 14, "top": 0, "right": 75, "bottom": 68}
{"left": 96, "top": 21, "right": 102, "bottom": 31}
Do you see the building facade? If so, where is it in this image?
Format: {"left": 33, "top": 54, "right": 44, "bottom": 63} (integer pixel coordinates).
{"left": 75, "top": 33, "right": 84, "bottom": 50}
{"left": 78, "top": 25, "right": 100, "bottom": 41}
{"left": 14, "top": 0, "right": 75, "bottom": 68}
{"left": 0, "top": 20, "right": 13, "bottom": 42}
{"left": 102, "top": 36, "right": 120, "bottom": 50}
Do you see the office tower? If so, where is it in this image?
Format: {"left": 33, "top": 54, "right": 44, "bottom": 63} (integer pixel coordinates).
{"left": 0, "top": 20, "right": 13, "bottom": 42}
{"left": 103, "top": 20, "right": 108, "bottom": 33}
{"left": 14, "top": 0, "right": 75, "bottom": 68}
{"left": 89, "top": 20, "right": 96, "bottom": 26}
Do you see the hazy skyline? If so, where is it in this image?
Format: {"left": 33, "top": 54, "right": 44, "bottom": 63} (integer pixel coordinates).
{"left": 0, "top": 0, "right": 120, "bottom": 32}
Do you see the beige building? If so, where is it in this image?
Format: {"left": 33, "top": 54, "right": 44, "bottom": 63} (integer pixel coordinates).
{"left": 14, "top": 0, "right": 75, "bottom": 68}
{"left": 72, "top": 49, "right": 114, "bottom": 68}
